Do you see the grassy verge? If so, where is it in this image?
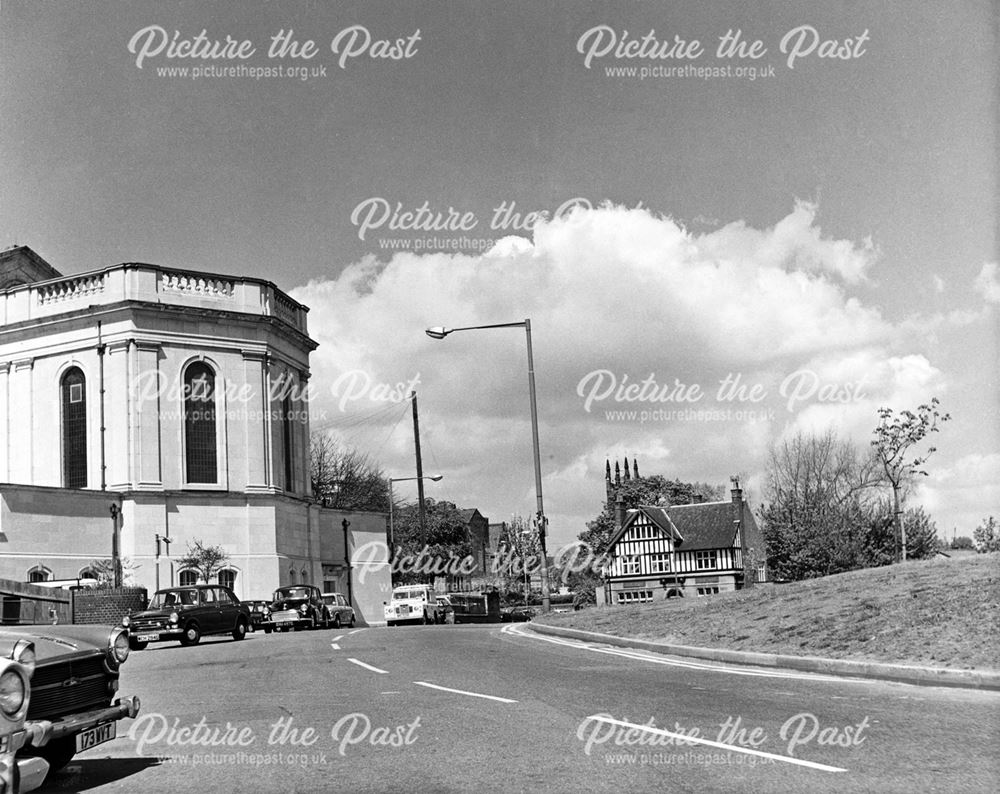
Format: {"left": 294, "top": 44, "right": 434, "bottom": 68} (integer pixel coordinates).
{"left": 535, "top": 552, "right": 999, "bottom": 670}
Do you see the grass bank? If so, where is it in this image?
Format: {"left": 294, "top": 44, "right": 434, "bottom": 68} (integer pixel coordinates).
{"left": 536, "top": 552, "right": 999, "bottom": 670}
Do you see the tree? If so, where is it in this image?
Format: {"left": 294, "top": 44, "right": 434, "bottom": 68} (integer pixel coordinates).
{"left": 175, "top": 540, "right": 229, "bottom": 584}
{"left": 973, "top": 516, "right": 1000, "bottom": 553}
{"left": 759, "top": 430, "right": 885, "bottom": 580}
{"left": 390, "top": 499, "right": 473, "bottom": 586}
{"left": 492, "top": 515, "right": 543, "bottom": 600}
{"left": 950, "top": 536, "right": 975, "bottom": 550}
{"left": 89, "top": 557, "right": 140, "bottom": 587}
{"left": 897, "top": 505, "right": 942, "bottom": 560}
{"left": 871, "top": 398, "right": 950, "bottom": 561}
{"left": 310, "top": 433, "right": 390, "bottom": 512}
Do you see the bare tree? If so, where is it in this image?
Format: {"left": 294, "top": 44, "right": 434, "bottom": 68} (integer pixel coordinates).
{"left": 175, "top": 540, "right": 229, "bottom": 584}
{"left": 310, "top": 432, "right": 390, "bottom": 512}
{"left": 871, "top": 398, "right": 950, "bottom": 561}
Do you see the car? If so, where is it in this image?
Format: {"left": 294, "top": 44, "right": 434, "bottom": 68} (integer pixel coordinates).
{"left": 500, "top": 605, "right": 536, "bottom": 622}
{"left": 434, "top": 596, "right": 455, "bottom": 624}
{"left": 1, "top": 625, "right": 140, "bottom": 783}
{"left": 123, "top": 585, "right": 251, "bottom": 647}
{"left": 266, "top": 585, "right": 328, "bottom": 631}
{"left": 320, "top": 593, "right": 355, "bottom": 629}
{"left": 0, "top": 656, "right": 49, "bottom": 793}
{"left": 244, "top": 600, "right": 273, "bottom": 633}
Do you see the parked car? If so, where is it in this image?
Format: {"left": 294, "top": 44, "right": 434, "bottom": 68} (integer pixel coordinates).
{"left": 320, "top": 593, "right": 356, "bottom": 629}
{"left": 0, "top": 655, "right": 49, "bottom": 793}
{"left": 123, "top": 585, "right": 251, "bottom": 647}
{"left": 500, "top": 606, "right": 536, "bottom": 622}
{"left": 267, "top": 585, "right": 328, "bottom": 631}
{"left": 244, "top": 600, "right": 273, "bottom": 633}
{"left": 384, "top": 585, "right": 441, "bottom": 626}
{"left": 1, "top": 625, "right": 140, "bottom": 782}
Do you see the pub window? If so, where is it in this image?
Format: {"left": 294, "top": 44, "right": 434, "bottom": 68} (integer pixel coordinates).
{"left": 61, "top": 367, "right": 88, "bottom": 488}
{"left": 696, "top": 550, "right": 718, "bottom": 570}
{"left": 621, "top": 555, "right": 640, "bottom": 576}
{"left": 179, "top": 570, "right": 198, "bottom": 586}
{"left": 184, "top": 362, "right": 218, "bottom": 484}
{"left": 650, "top": 553, "right": 671, "bottom": 573}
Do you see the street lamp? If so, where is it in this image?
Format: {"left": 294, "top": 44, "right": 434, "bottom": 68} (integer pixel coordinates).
{"left": 424, "top": 319, "right": 551, "bottom": 613}
{"left": 388, "top": 475, "right": 443, "bottom": 550}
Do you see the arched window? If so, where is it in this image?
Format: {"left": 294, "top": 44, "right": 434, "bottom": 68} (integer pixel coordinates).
{"left": 27, "top": 566, "right": 50, "bottom": 583}
{"left": 288, "top": 568, "right": 297, "bottom": 584}
{"left": 78, "top": 568, "right": 98, "bottom": 581}
{"left": 179, "top": 570, "right": 198, "bottom": 586}
{"left": 218, "top": 569, "right": 236, "bottom": 590}
{"left": 184, "top": 362, "right": 217, "bottom": 483}
{"left": 282, "top": 393, "right": 295, "bottom": 491}
{"left": 299, "top": 568, "right": 309, "bottom": 584}
{"left": 61, "top": 367, "right": 87, "bottom": 488}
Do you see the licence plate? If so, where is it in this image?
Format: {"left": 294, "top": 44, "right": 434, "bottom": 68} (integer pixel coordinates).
{"left": 136, "top": 633, "right": 159, "bottom": 642}
{"left": 76, "top": 722, "right": 116, "bottom": 752}
{"left": 278, "top": 621, "right": 293, "bottom": 628}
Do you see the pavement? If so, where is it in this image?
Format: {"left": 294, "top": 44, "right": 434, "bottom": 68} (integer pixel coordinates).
{"left": 526, "top": 621, "right": 1000, "bottom": 691}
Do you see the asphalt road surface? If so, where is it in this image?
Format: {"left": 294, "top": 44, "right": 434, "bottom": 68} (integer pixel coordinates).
{"left": 37, "top": 623, "right": 1000, "bottom": 793}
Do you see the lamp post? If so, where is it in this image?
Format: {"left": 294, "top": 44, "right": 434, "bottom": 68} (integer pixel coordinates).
{"left": 109, "top": 504, "right": 122, "bottom": 588}
{"left": 388, "top": 475, "right": 444, "bottom": 551}
{"left": 425, "top": 319, "right": 551, "bottom": 613}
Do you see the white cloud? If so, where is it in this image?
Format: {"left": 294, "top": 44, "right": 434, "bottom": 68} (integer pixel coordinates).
{"left": 974, "top": 262, "right": 1000, "bottom": 304}
{"left": 290, "top": 204, "right": 961, "bottom": 547}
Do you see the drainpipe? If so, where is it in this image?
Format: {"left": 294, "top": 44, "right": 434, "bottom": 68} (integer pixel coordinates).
{"left": 342, "top": 518, "right": 353, "bottom": 606}
{"left": 98, "top": 321, "right": 106, "bottom": 490}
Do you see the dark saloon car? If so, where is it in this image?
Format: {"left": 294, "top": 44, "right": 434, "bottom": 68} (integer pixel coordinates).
{"left": 245, "top": 600, "right": 273, "bottom": 633}
{"left": 500, "top": 606, "right": 536, "bottom": 622}
{"left": 266, "top": 585, "right": 328, "bottom": 631}
{"left": 123, "top": 585, "right": 251, "bottom": 647}
{"left": 1, "top": 624, "right": 140, "bottom": 783}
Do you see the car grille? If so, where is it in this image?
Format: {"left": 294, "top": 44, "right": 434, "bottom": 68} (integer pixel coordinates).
{"left": 130, "top": 616, "right": 171, "bottom": 631}
{"left": 271, "top": 609, "right": 299, "bottom": 622}
{"left": 28, "top": 654, "right": 111, "bottom": 721}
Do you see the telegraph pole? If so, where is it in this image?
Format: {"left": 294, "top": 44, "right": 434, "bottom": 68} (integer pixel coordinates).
{"left": 411, "top": 391, "right": 427, "bottom": 541}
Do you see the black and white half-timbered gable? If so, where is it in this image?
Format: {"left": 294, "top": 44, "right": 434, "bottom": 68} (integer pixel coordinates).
{"left": 601, "top": 464, "right": 767, "bottom": 605}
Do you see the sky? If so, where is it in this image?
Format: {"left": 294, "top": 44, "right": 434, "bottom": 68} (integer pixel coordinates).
{"left": 1, "top": 1, "right": 997, "bottom": 550}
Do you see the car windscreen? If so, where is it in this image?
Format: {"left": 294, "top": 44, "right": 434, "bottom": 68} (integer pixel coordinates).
{"left": 150, "top": 590, "right": 197, "bottom": 608}
{"left": 275, "top": 587, "right": 310, "bottom": 599}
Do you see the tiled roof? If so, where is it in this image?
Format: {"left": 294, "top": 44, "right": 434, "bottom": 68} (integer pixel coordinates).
{"left": 610, "top": 501, "right": 741, "bottom": 551}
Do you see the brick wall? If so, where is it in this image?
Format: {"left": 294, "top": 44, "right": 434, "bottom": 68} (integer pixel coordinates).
{"left": 72, "top": 587, "right": 148, "bottom": 625}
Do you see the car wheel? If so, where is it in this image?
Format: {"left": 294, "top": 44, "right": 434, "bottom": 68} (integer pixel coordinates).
{"left": 232, "top": 618, "right": 248, "bottom": 641}
{"left": 128, "top": 637, "right": 148, "bottom": 651}
{"left": 180, "top": 623, "right": 201, "bottom": 646}
{"left": 332, "top": 613, "right": 341, "bottom": 629}
{"left": 264, "top": 625, "right": 273, "bottom": 634}
{"left": 348, "top": 613, "right": 355, "bottom": 628}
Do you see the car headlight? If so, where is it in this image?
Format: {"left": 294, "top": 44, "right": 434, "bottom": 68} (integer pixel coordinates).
{"left": 169, "top": 611, "right": 179, "bottom": 625}
{"left": 121, "top": 615, "right": 131, "bottom": 628}
{"left": 299, "top": 604, "right": 308, "bottom": 613}
{"left": 107, "top": 627, "right": 131, "bottom": 667}
{"left": 0, "top": 667, "right": 27, "bottom": 718}
{"left": 10, "top": 639, "right": 36, "bottom": 678}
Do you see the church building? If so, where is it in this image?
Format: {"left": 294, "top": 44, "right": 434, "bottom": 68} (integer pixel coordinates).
{"left": 0, "top": 246, "right": 389, "bottom": 622}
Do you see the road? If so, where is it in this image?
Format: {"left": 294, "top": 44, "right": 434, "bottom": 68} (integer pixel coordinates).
{"left": 36, "top": 623, "right": 999, "bottom": 793}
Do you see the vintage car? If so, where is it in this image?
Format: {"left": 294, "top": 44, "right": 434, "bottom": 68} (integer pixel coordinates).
{"left": 123, "top": 585, "right": 251, "bottom": 647}
{"left": 1, "top": 625, "right": 140, "bottom": 783}
{"left": 244, "top": 600, "right": 273, "bottom": 633}
{"left": 266, "top": 585, "right": 328, "bottom": 631}
{"left": 0, "top": 656, "right": 48, "bottom": 793}
{"left": 500, "top": 605, "right": 536, "bottom": 622}
{"left": 320, "top": 593, "right": 356, "bottom": 629}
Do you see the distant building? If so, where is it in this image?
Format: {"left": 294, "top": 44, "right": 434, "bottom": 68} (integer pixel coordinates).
{"left": 0, "top": 246, "right": 390, "bottom": 622}
{"left": 601, "top": 459, "right": 767, "bottom": 604}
